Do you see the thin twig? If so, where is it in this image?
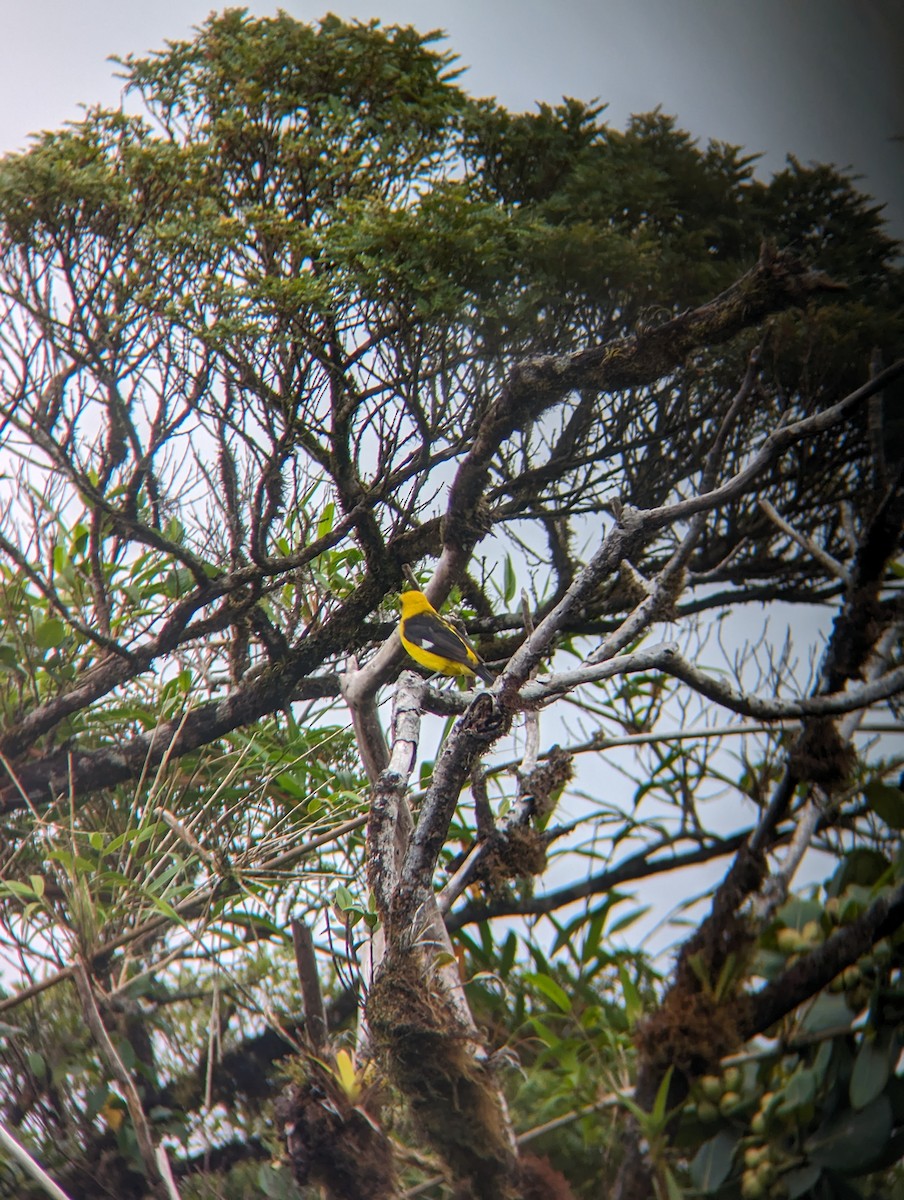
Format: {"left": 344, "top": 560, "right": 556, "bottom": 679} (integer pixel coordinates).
{"left": 72, "top": 961, "right": 163, "bottom": 1191}
{"left": 155, "top": 1146, "right": 183, "bottom": 1200}
{"left": 0, "top": 1121, "right": 74, "bottom": 1200}
{"left": 759, "top": 497, "right": 847, "bottom": 581}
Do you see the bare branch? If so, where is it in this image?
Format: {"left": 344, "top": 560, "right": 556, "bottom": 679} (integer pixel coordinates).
{"left": 759, "top": 497, "right": 848, "bottom": 582}
{"left": 368, "top": 673, "right": 425, "bottom": 916}
{"left": 72, "top": 961, "right": 164, "bottom": 1193}
{"left": 291, "top": 920, "right": 328, "bottom": 1052}
{"left": 0, "top": 1122, "right": 74, "bottom": 1200}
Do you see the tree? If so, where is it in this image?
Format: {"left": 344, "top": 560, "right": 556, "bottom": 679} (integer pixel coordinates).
{"left": 0, "top": 11, "right": 902, "bottom": 1200}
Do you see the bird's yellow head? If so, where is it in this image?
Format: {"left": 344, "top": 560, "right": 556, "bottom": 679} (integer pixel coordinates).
{"left": 398, "top": 589, "right": 432, "bottom": 618}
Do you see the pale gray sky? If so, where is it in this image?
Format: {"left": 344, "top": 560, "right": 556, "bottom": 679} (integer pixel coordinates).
{"left": 2, "top": 0, "right": 902, "bottom": 234}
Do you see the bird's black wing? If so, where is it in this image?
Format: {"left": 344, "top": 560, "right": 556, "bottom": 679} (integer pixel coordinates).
{"left": 404, "top": 612, "right": 474, "bottom": 666}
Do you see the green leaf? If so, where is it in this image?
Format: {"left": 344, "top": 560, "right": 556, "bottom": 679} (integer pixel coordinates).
{"left": 529, "top": 1017, "right": 559, "bottom": 1048}
{"left": 573, "top": 912, "right": 603, "bottom": 963}
{"left": 85, "top": 1082, "right": 110, "bottom": 1122}
{"left": 503, "top": 555, "right": 516, "bottom": 603}
{"left": 689, "top": 1129, "right": 738, "bottom": 1193}
{"left": 813, "top": 1037, "right": 834, "bottom": 1084}
{"left": 163, "top": 517, "right": 184, "bottom": 543}
{"left": 114, "top": 1036, "right": 136, "bottom": 1072}
{"left": 663, "top": 1166, "right": 683, "bottom": 1200}
{"left": 618, "top": 964, "right": 643, "bottom": 1027}
{"left": 805, "top": 1094, "right": 892, "bottom": 1172}
{"left": 34, "top": 617, "right": 66, "bottom": 649}
{"left": 163, "top": 567, "right": 195, "bottom": 598}
{"left": 609, "top": 905, "right": 651, "bottom": 935}
{"left": 526, "top": 972, "right": 571, "bottom": 1013}
{"left": 549, "top": 892, "right": 627, "bottom": 955}
{"left": 104, "top": 824, "right": 164, "bottom": 854}
{"left": 828, "top": 848, "right": 891, "bottom": 895}
{"left": 650, "top": 1065, "right": 675, "bottom": 1129}
{"left": 776, "top": 1066, "right": 817, "bottom": 1116}
{"left": 0, "top": 642, "right": 22, "bottom": 671}
{"left": 864, "top": 781, "right": 904, "bottom": 830}
{"left": 150, "top": 896, "right": 183, "bottom": 923}
{"left": 499, "top": 930, "right": 518, "bottom": 977}
{"left": 0, "top": 879, "right": 41, "bottom": 899}
{"left": 26, "top": 1051, "right": 46, "bottom": 1078}
{"left": 317, "top": 501, "right": 335, "bottom": 540}
{"left": 799, "top": 992, "right": 854, "bottom": 1034}
{"left": 777, "top": 896, "right": 824, "bottom": 930}
{"left": 849, "top": 1032, "right": 891, "bottom": 1110}
{"left": 226, "top": 911, "right": 289, "bottom": 941}
{"left": 257, "top": 1163, "right": 296, "bottom": 1199}
{"left": 785, "top": 1164, "right": 822, "bottom": 1198}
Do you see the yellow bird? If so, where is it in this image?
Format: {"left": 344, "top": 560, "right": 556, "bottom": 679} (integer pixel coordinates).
{"left": 398, "top": 590, "right": 494, "bottom": 684}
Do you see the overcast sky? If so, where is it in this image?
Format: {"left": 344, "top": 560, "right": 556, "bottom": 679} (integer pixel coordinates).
{"left": 2, "top": 0, "right": 902, "bottom": 236}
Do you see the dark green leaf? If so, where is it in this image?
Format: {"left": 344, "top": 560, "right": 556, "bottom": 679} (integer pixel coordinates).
{"left": 0, "top": 642, "right": 21, "bottom": 671}
{"left": 317, "top": 501, "right": 335, "bottom": 539}
{"left": 34, "top": 617, "right": 66, "bottom": 649}
{"left": 797, "top": 988, "right": 859, "bottom": 1036}
{"left": 828, "top": 849, "right": 891, "bottom": 895}
{"left": 864, "top": 781, "right": 904, "bottom": 830}
{"left": 26, "top": 1050, "right": 46, "bottom": 1078}
{"left": 849, "top": 1032, "right": 891, "bottom": 1110}
{"left": 618, "top": 964, "right": 643, "bottom": 1027}
{"left": 689, "top": 1129, "right": 738, "bottom": 1193}
{"left": 805, "top": 1094, "right": 892, "bottom": 1172}
{"left": 609, "top": 906, "right": 651, "bottom": 935}
{"left": 776, "top": 896, "right": 824, "bottom": 930}
{"left": 526, "top": 972, "right": 571, "bottom": 1013}
{"left": 503, "top": 555, "right": 516, "bottom": 603}
{"left": 776, "top": 1066, "right": 817, "bottom": 1116}
{"left": 785, "top": 1164, "right": 822, "bottom": 1198}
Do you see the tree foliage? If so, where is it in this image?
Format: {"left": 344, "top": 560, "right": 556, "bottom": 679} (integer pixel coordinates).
{"left": 0, "top": 11, "right": 902, "bottom": 1200}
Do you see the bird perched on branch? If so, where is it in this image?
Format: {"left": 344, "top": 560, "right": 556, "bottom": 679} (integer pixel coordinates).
{"left": 398, "top": 590, "right": 494, "bottom": 684}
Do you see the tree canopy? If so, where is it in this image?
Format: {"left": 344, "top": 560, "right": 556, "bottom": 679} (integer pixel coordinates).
{"left": 0, "top": 11, "right": 902, "bottom": 1200}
